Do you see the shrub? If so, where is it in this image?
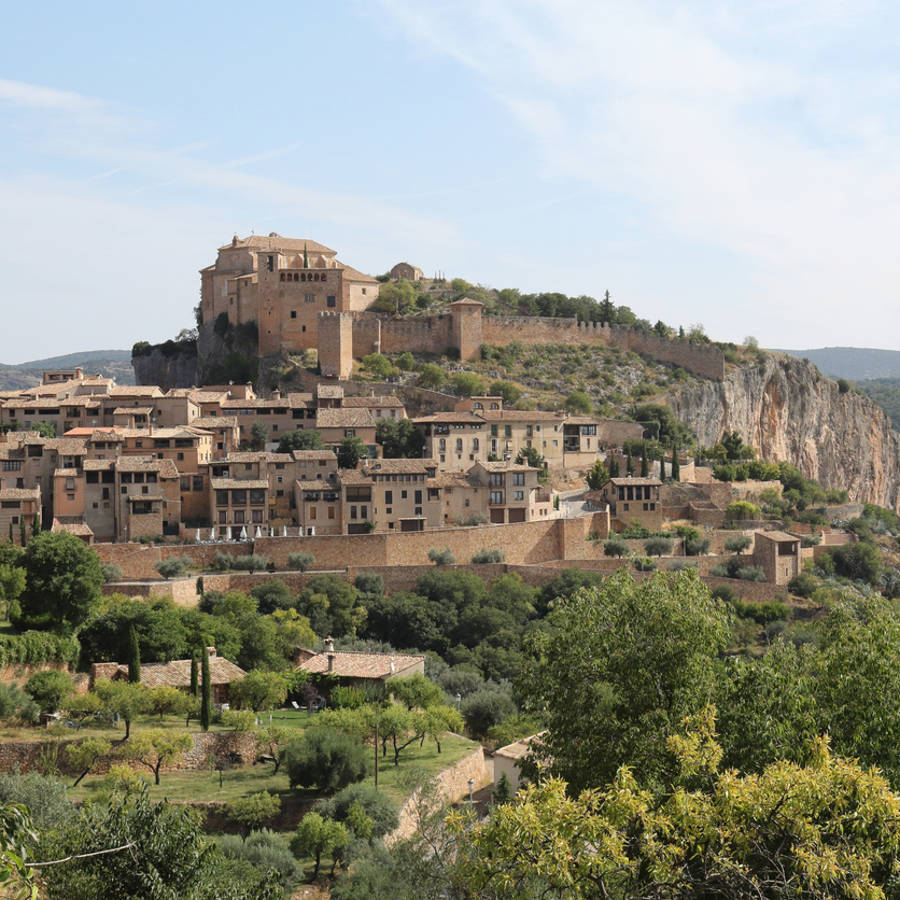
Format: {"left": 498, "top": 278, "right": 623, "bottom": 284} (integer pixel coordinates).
{"left": 288, "top": 552, "right": 315, "bottom": 572}
{"left": 155, "top": 555, "right": 192, "bottom": 580}
{"left": 25, "top": 670, "right": 73, "bottom": 713}
{"left": 724, "top": 535, "right": 752, "bottom": 554}
{"left": 451, "top": 372, "right": 486, "bottom": 397}
{"left": 458, "top": 513, "right": 488, "bottom": 526}
{"left": 736, "top": 565, "right": 766, "bottom": 582}
{"left": 226, "top": 791, "right": 282, "bottom": 836}
{"left": 683, "top": 535, "right": 711, "bottom": 556}
{"left": 0, "top": 683, "right": 39, "bottom": 724}
{"left": 710, "top": 584, "right": 736, "bottom": 603}
{"left": 418, "top": 364, "right": 446, "bottom": 389}
{"left": 211, "top": 552, "right": 235, "bottom": 571}
{"left": 0, "top": 772, "right": 75, "bottom": 831}
{"left": 101, "top": 564, "right": 123, "bottom": 583}
{"left": 668, "top": 561, "right": 697, "bottom": 572}
{"left": 284, "top": 728, "right": 367, "bottom": 793}
{"left": 489, "top": 380, "right": 521, "bottom": 406}
{"left": 603, "top": 540, "right": 628, "bottom": 558}
{"left": 361, "top": 353, "right": 393, "bottom": 378}
{"left": 428, "top": 548, "right": 455, "bottom": 566}
{"left": 632, "top": 556, "right": 657, "bottom": 572}
{"left": 725, "top": 501, "right": 762, "bottom": 521}
{"left": 472, "top": 549, "right": 504, "bottom": 564}
{"left": 564, "top": 390, "right": 592, "bottom": 414}
{"left": 319, "top": 783, "right": 399, "bottom": 840}
{"left": 801, "top": 533, "right": 822, "bottom": 547}
{"left": 643, "top": 537, "right": 673, "bottom": 558}
{"left": 395, "top": 352, "right": 415, "bottom": 372}
{"left": 788, "top": 571, "right": 820, "bottom": 598}
{"left": 330, "top": 685, "right": 366, "bottom": 710}
{"left": 218, "top": 830, "right": 299, "bottom": 889}
{"left": 233, "top": 554, "right": 269, "bottom": 574}
{"left": 460, "top": 687, "right": 516, "bottom": 739}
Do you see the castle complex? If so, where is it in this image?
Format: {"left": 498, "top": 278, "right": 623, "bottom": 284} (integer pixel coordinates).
{"left": 198, "top": 234, "right": 726, "bottom": 381}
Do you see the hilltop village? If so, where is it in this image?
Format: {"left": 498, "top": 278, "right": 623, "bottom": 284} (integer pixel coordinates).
{"left": 0, "top": 235, "right": 863, "bottom": 591}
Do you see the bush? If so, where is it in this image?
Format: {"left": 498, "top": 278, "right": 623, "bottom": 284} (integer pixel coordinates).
{"left": 25, "top": 670, "right": 73, "bottom": 713}
{"left": 428, "top": 548, "right": 455, "bottom": 566}
{"left": 320, "top": 783, "right": 399, "bottom": 840}
{"left": 330, "top": 685, "right": 366, "bottom": 710}
{"left": 472, "top": 549, "right": 504, "bottom": 564}
{"left": 801, "top": 533, "right": 822, "bottom": 548}
{"left": 362, "top": 353, "right": 393, "bottom": 378}
{"left": 710, "top": 584, "right": 736, "bottom": 603}
{"left": 155, "top": 555, "right": 192, "bottom": 580}
{"left": 724, "top": 535, "right": 752, "bottom": 554}
{"left": 395, "top": 352, "right": 415, "bottom": 372}
{"left": 418, "top": 364, "right": 446, "bottom": 389}
{"left": 458, "top": 513, "right": 488, "bottom": 526}
{"left": 632, "top": 557, "right": 657, "bottom": 572}
{"left": 218, "top": 830, "right": 299, "bottom": 889}
{"left": 604, "top": 540, "right": 628, "bottom": 558}
{"left": 0, "top": 683, "right": 39, "bottom": 724}
{"left": 489, "top": 380, "right": 521, "bottom": 406}
{"left": 788, "top": 571, "right": 820, "bottom": 598}
{"left": 284, "top": 728, "right": 367, "bottom": 793}
{"left": 101, "top": 564, "right": 123, "bottom": 584}
{"left": 725, "top": 501, "right": 762, "bottom": 521}
{"left": 288, "top": 552, "right": 315, "bottom": 572}
{"left": 0, "top": 772, "right": 75, "bottom": 831}
{"left": 736, "top": 565, "right": 766, "bottom": 582}
{"left": 233, "top": 554, "right": 269, "bottom": 574}
{"left": 460, "top": 687, "right": 516, "bottom": 739}
{"left": 451, "top": 372, "right": 486, "bottom": 397}
{"left": 668, "top": 561, "right": 697, "bottom": 572}
{"left": 643, "top": 537, "right": 673, "bottom": 558}
{"left": 683, "top": 535, "right": 711, "bottom": 556}
{"left": 564, "top": 391, "right": 592, "bottom": 414}
{"left": 211, "top": 552, "right": 235, "bottom": 571}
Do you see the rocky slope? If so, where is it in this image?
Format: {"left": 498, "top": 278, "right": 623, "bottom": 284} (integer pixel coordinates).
{"left": 670, "top": 353, "right": 900, "bottom": 512}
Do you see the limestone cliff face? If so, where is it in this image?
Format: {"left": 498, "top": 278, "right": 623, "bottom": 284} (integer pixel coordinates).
{"left": 670, "top": 354, "right": 900, "bottom": 512}
{"left": 132, "top": 343, "right": 198, "bottom": 390}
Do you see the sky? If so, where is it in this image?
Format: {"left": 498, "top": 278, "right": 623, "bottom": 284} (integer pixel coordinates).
{"left": 3, "top": 0, "right": 900, "bottom": 362}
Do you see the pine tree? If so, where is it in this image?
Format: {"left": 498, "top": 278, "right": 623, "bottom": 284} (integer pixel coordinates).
{"left": 671, "top": 445, "right": 680, "bottom": 482}
{"left": 127, "top": 626, "right": 141, "bottom": 684}
{"left": 190, "top": 652, "right": 199, "bottom": 697}
{"left": 200, "top": 645, "right": 211, "bottom": 732}
{"left": 640, "top": 443, "right": 649, "bottom": 478}
{"left": 626, "top": 450, "right": 634, "bottom": 477}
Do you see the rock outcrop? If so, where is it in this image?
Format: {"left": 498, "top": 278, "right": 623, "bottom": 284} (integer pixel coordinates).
{"left": 670, "top": 353, "right": 900, "bottom": 512}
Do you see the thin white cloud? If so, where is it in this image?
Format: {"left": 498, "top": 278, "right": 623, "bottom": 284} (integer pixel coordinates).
{"left": 376, "top": 0, "right": 900, "bottom": 347}
{"left": 0, "top": 78, "right": 101, "bottom": 112}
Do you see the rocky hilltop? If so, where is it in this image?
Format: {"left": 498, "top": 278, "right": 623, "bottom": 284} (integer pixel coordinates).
{"left": 670, "top": 353, "right": 900, "bottom": 512}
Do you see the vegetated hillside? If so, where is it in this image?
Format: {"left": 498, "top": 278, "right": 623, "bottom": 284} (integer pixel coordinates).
{"left": 857, "top": 378, "right": 900, "bottom": 430}
{"left": 0, "top": 349, "right": 134, "bottom": 390}
{"left": 776, "top": 346, "right": 900, "bottom": 380}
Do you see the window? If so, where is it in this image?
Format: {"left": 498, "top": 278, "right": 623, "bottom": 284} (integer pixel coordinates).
{"left": 401, "top": 490, "right": 407, "bottom": 500}
{"left": 514, "top": 490, "right": 524, "bottom": 500}
{"left": 513, "top": 472, "right": 525, "bottom": 485}
{"left": 216, "top": 491, "right": 228, "bottom": 506}
{"left": 305, "top": 293, "right": 314, "bottom": 303}
{"left": 328, "top": 506, "right": 335, "bottom": 519}
{"left": 249, "top": 489, "right": 265, "bottom": 505}
{"left": 232, "top": 490, "right": 246, "bottom": 505}
{"left": 489, "top": 473, "right": 503, "bottom": 487}
{"left": 193, "top": 475, "right": 203, "bottom": 492}
{"left": 251, "top": 509, "right": 263, "bottom": 523}
{"left": 234, "top": 510, "right": 245, "bottom": 524}
{"left": 327, "top": 295, "right": 336, "bottom": 308}
{"left": 385, "top": 490, "right": 393, "bottom": 504}
{"left": 177, "top": 452, "right": 184, "bottom": 461}
{"left": 218, "top": 510, "right": 227, "bottom": 524}
{"left": 266, "top": 255, "right": 274, "bottom": 272}
{"left": 414, "top": 490, "right": 422, "bottom": 504}
{"left": 490, "top": 491, "right": 504, "bottom": 505}
{"left": 309, "top": 507, "right": 317, "bottom": 520}
{"left": 290, "top": 310, "right": 297, "bottom": 318}
{"left": 350, "top": 505, "right": 357, "bottom": 519}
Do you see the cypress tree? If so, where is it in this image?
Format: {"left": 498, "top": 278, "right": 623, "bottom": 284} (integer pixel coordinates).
{"left": 200, "top": 645, "right": 211, "bottom": 732}
{"left": 190, "top": 651, "right": 199, "bottom": 697}
{"left": 640, "top": 443, "right": 649, "bottom": 478}
{"left": 608, "top": 455, "right": 619, "bottom": 478}
{"left": 8, "top": 522, "right": 12, "bottom": 543}
{"left": 671, "top": 445, "right": 680, "bottom": 482}
{"left": 31, "top": 513, "right": 39, "bottom": 537}
{"left": 625, "top": 450, "right": 634, "bottom": 477}
{"left": 127, "top": 626, "right": 141, "bottom": 684}
{"left": 19, "top": 518, "right": 26, "bottom": 547}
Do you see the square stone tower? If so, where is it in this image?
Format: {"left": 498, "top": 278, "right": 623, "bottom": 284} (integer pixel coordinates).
{"left": 318, "top": 312, "right": 354, "bottom": 379}
{"left": 449, "top": 298, "right": 484, "bottom": 362}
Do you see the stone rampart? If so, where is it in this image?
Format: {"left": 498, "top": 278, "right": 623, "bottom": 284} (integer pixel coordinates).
{"left": 93, "top": 542, "right": 254, "bottom": 580}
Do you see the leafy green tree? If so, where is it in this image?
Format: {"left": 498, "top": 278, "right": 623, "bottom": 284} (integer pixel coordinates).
{"left": 389, "top": 674, "right": 444, "bottom": 710}
{"left": 298, "top": 574, "right": 364, "bottom": 638}
{"left": 226, "top": 791, "right": 281, "bottom": 837}
{"left": 290, "top": 811, "right": 349, "bottom": 880}
{"left": 121, "top": 729, "right": 193, "bottom": 785}
{"left": 585, "top": 459, "right": 609, "bottom": 491}
{"left": 451, "top": 708, "right": 900, "bottom": 900}
{"left": 376, "top": 418, "right": 425, "bottom": 458}
{"left": 489, "top": 380, "right": 521, "bottom": 406}
{"left": 337, "top": 436, "right": 367, "bottom": 469}
{"left": 155, "top": 555, "right": 191, "bottom": 579}
{"left": 256, "top": 726, "right": 292, "bottom": 775}
{"left": 830, "top": 541, "right": 883, "bottom": 583}
{"left": 724, "top": 534, "right": 753, "bottom": 554}
{"left": 670, "top": 444, "right": 680, "bottom": 481}
{"left": 287, "top": 552, "right": 315, "bottom": 572}
{"left": 249, "top": 578, "right": 294, "bottom": 614}
{"left": 127, "top": 625, "right": 141, "bottom": 683}
{"left": 190, "top": 651, "right": 198, "bottom": 697}
{"left": 564, "top": 390, "right": 592, "bottom": 415}
{"left": 451, "top": 372, "right": 486, "bottom": 397}
{"left": 93, "top": 679, "right": 147, "bottom": 740}
{"left": 18, "top": 531, "right": 103, "bottom": 631}
{"left": 643, "top": 537, "right": 673, "bottom": 557}
{"left": 0, "top": 549, "right": 25, "bottom": 620}
{"left": 321, "top": 783, "right": 398, "bottom": 841}
{"left": 232, "top": 554, "right": 268, "bottom": 574}
{"left": 640, "top": 442, "right": 649, "bottom": 477}
{"left": 231, "top": 670, "right": 288, "bottom": 712}
{"left": 395, "top": 351, "right": 415, "bottom": 371}
{"left": 200, "top": 645, "right": 211, "bottom": 732}
{"left": 145, "top": 685, "right": 190, "bottom": 720}
{"left": 362, "top": 353, "right": 393, "bottom": 378}
{"left": 248, "top": 420, "right": 268, "bottom": 451}
{"left": 417, "top": 364, "right": 446, "bottom": 389}
{"left": 521, "top": 569, "right": 729, "bottom": 792}
{"left": 428, "top": 547, "right": 455, "bottom": 566}
{"left": 603, "top": 539, "right": 627, "bottom": 558}
{"left": 66, "top": 737, "right": 113, "bottom": 788}
{"left": 515, "top": 446, "right": 546, "bottom": 480}
{"left": 460, "top": 687, "right": 516, "bottom": 739}
{"left": 373, "top": 279, "right": 417, "bottom": 313}
{"left": 24, "top": 670, "right": 72, "bottom": 714}
{"left": 625, "top": 449, "right": 634, "bottom": 476}
{"left": 284, "top": 728, "right": 367, "bottom": 793}
{"left": 725, "top": 500, "right": 761, "bottom": 521}
{"left": 0, "top": 684, "right": 38, "bottom": 724}
{"left": 276, "top": 428, "right": 323, "bottom": 452}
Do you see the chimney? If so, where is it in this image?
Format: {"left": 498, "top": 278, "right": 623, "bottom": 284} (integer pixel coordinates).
{"left": 272, "top": 389, "right": 281, "bottom": 400}
{"left": 206, "top": 645, "right": 216, "bottom": 658}
{"left": 325, "top": 636, "right": 335, "bottom": 673}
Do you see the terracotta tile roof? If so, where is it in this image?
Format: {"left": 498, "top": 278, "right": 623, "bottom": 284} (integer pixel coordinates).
{"left": 107, "top": 386, "right": 164, "bottom": 397}
{"left": 292, "top": 450, "right": 337, "bottom": 461}
{"left": 477, "top": 461, "right": 535, "bottom": 473}
{"left": 481, "top": 410, "right": 564, "bottom": 422}
{"left": 53, "top": 468, "right": 81, "bottom": 477}
{"left": 335, "top": 262, "right": 378, "bottom": 284}
{"left": 112, "top": 407, "right": 154, "bottom": 415}
{"left": 44, "top": 438, "right": 88, "bottom": 454}
{"left": 494, "top": 732, "right": 546, "bottom": 760}
{"left": 210, "top": 477, "right": 269, "bottom": 490}
{"left": 757, "top": 530, "right": 800, "bottom": 543}
{"left": 225, "top": 452, "right": 291, "bottom": 463}
{"left": 609, "top": 477, "right": 662, "bottom": 486}
{"left": 127, "top": 493, "right": 165, "bottom": 502}
{"left": 343, "top": 396, "right": 405, "bottom": 408}
{"left": 96, "top": 655, "right": 245, "bottom": 688}
{"left": 51, "top": 518, "right": 93, "bottom": 536}
{"left": 116, "top": 457, "right": 180, "bottom": 476}
{"left": 449, "top": 297, "right": 484, "bottom": 307}
{"left": 413, "top": 412, "right": 486, "bottom": 424}
{"left": 298, "top": 651, "right": 424, "bottom": 679}
{"left": 361, "top": 459, "right": 438, "bottom": 474}
{"left": 336, "top": 469, "right": 371, "bottom": 485}
{"left": 82, "top": 459, "right": 115, "bottom": 470}
{"left": 218, "top": 235, "right": 336, "bottom": 255}
{"left": 315, "top": 408, "right": 376, "bottom": 429}
{"left": 315, "top": 385, "right": 344, "bottom": 398}
{"left": 187, "top": 390, "right": 231, "bottom": 404}
{"left": 0, "top": 487, "right": 40, "bottom": 500}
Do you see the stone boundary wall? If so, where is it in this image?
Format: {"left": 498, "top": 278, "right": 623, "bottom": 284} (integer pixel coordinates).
{"left": 387, "top": 744, "right": 489, "bottom": 844}
{"left": 94, "top": 541, "right": 254, "bottom": 580}
{"left": 0, "top": 731, "right": 258, "bottom": 776}
{"left": 103, "top": 577, "right": 199, "bottom": 606}
{"left": 0, "top": 663, "right": 89, "bottom": 694}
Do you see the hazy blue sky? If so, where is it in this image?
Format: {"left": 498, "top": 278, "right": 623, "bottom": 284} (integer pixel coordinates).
{"left": 3, "top": 0, "right": 900, "bottom": 361}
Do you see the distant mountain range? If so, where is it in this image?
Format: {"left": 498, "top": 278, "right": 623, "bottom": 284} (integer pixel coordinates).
{"left": 775, "top": 347, "right": 900, "bottom": 381}
{"left": 0, "top": 350, "right": 134, "bottom": 391}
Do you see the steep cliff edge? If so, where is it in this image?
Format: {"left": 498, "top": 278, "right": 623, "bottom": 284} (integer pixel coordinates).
{"left": 670, "top": 353, "right": 900, "bottom": 512}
